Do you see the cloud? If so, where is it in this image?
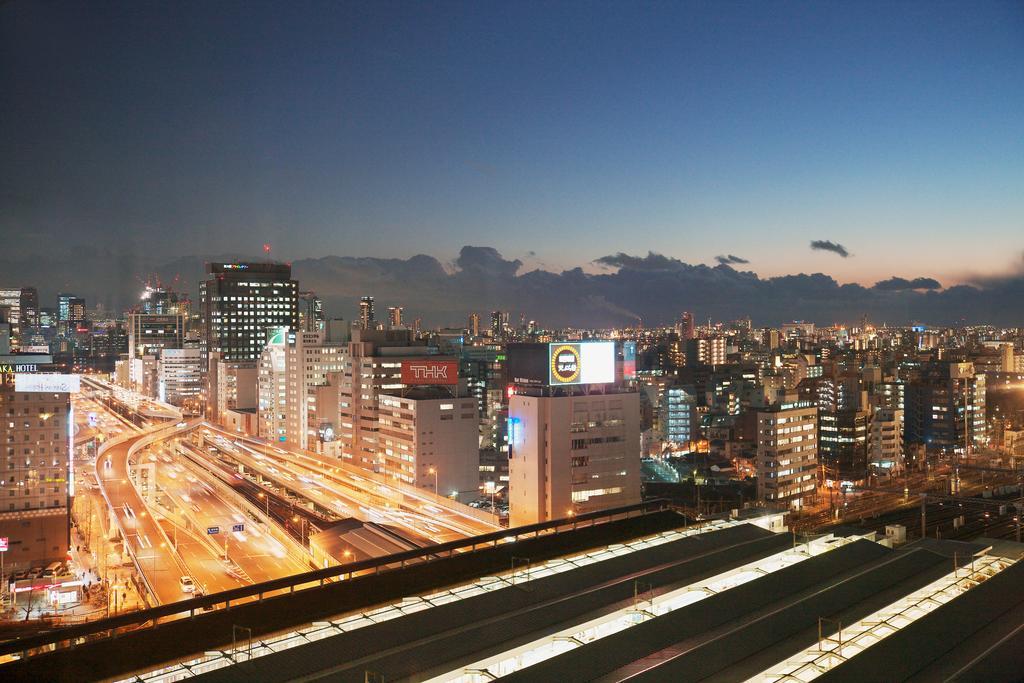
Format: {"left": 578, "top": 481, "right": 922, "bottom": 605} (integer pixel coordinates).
{"left": 873, "top": 276, "right": 942, "bottom": 291}
{"left": 810, "top": 240, "right": 850, "bottom": 258}
{"left": 715, "top": 254, "right": 750, "bottom": 266}
{"left": 593, "top": 252, "right": 687, "bottom": 271}
{"left": 6, "top": 246, "right": 1022, "bottom": 328}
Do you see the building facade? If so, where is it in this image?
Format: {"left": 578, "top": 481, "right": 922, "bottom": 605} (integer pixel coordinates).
{"left": 508, "top": 390, "right": 642, "bottom": 527}
{"left": 756, "top": 401, "right": 818, "bottom": 510}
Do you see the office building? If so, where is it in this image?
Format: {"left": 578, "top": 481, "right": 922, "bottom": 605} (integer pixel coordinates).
{"left": 0, "top": 289, "right": 21, "bottom": 347}
{"left": 128, "top": 313, "right": 185, "bottom": 358}
{"left": 258, "top": 323, "right": 348, "bottom": 450}
{"left": 199, "top": 262, "right": 298, "bottom": 420}
{"left": 508, "top": 389, "right": 641, "bottom": 527}
{"left": 158, "top": 347, "right": 203, "bottom": 409}
{"left": 359, "top": 296, "right": 375, "bottom": 330}
{"left": 756, "top": 401, "right": 818, "bottom": 510}
{"left": 56, "top": 294, "right": 85, "bottom": 337}
{"left": 337, "top": 328, "right": 442, "bottom": 470}
{"left": 904, "top": 361, "right": 986, "bottom": 457}
{"left": 19, "top": 287, "right": 39, "bottom": 336}
{"left": 199, "top": 262, "right": 299, "bottom": 364}
{"left": 377, "top": 388, "right": 479, "bottom": 499}
{"left": 468, "top": 313, "right": 480, "bottom": 338}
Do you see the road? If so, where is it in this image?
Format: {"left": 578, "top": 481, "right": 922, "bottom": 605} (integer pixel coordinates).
{"left": 198, "top": 424, "right": 500, "bottom": 543}
{"left": 142, "top": 440, "right": 308, "bottom": 585}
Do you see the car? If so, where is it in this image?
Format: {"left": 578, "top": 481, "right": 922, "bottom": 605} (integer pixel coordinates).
{"left": 179, "top": 575, "right": 196, "bottom": 593}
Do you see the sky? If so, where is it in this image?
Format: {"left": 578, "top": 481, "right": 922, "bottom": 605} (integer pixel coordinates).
{"left": 1, "top": 1, "right": 1023, "bottom": 300}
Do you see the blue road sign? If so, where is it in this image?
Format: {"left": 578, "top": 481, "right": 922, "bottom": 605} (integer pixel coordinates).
{"left": 206, "top": 526, "right": 219, "bottom": 535}
{"left": 232, "top": 523, "right": 244, "bottom": 532}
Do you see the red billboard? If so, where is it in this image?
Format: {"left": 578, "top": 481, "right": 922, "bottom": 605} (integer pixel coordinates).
{"left": 401, "top": 360, "right": 459, "bottom": 385}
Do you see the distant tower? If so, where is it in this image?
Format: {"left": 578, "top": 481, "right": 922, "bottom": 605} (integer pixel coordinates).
{"left": 490, "top": 311, "right": 503, "bottom": 338}
{"left": 468, "top": 312, "right": 480, "bottom": 337}
{"left": 678, "top": 311, "right": 695, "bottom": 340}
{"left": 387, "top": 306, "right": 403, "bottom": 329}
{"left": 299, "top": 292, "right": 324, "bottom": 332}
{"left": 359, "top": 296, "right": 375, "bottom": 330}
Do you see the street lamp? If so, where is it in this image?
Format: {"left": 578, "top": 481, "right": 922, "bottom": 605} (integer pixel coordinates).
{"left": 428, "top": 467, "right": 438, "bottom": 494}
{"left": 292, "top": 515, "right": 307, "bottom": 547}
{"left": 258, "top": 491, "right": 269, "bottom": 518}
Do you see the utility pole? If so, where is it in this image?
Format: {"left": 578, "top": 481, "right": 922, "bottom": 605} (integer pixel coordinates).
{"left": 1017, "top": 476, "right": 1022, "bottom": 544}
{"left": 920, "top": 493, "right": 927, "bottom": 539}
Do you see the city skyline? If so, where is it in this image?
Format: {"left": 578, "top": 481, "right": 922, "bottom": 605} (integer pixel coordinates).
{"left": 2, "top": 1, "right": 1022, "bottom": 290}
{"left": 5, "top": 244, "right": 1024, "bottom": 328}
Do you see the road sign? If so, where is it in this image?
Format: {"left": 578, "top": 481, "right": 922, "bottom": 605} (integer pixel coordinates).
{"left": 232, "top": 523, "right": 244, "bottom": 533}
{"left": 206, "top": 526, "right": 220, "bottom": 535}
{"left": 0, "top": 537, "right": 7, "bottom": 552}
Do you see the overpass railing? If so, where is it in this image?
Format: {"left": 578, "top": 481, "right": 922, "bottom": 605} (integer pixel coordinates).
{"left": 0, "top": 498, "right": 673, "bottom": 659}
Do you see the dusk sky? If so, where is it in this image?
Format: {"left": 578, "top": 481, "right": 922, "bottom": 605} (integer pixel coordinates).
{"left": 2, "top": 1, "right": 1023, "bottom": 289}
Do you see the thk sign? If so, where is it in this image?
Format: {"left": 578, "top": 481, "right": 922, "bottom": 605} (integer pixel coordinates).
{"left": 401, "top": 360, "right": 459, "bottom": 386}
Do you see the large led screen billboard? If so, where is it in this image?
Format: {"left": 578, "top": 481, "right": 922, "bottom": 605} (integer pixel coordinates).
{"left": 548, "top": 342, "right": 615, "bottom": 386}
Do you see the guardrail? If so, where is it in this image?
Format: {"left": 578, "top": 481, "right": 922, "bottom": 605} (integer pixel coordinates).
{"left": 0, "top": 498, "right": 673, "bottom": 659}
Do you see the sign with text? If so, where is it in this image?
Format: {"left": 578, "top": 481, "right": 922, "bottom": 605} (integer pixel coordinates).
{"left": 14, "top": 373, "right": 80, "bottom": 393}
{"left": 549, "top": 342, "right": 615, "bottom": 386}
{"left": 232, "top": 523, "right": 245, "bottom": 533}
{"left": 206, "top": 526, "right": 220, "bottom": 535}
{"left": 401, "top": 359, "right": 459, "bottom": 386}
{"left": 0, "top": 537, "right": 8, "bottom": 552}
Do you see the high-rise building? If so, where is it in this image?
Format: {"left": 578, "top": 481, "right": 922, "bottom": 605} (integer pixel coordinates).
{"left": 508, "top": 389, "right": 642, "bottom": 527}
{"left": 461, "top": 345, "right": 506, "bottom": 452}
{"left": 298, "top": 291, "right": 324, "bottom": 332}
{"left": 199, "top": 262, "right": 299, "bottom": 364}
{"left": 138, "top": 285, "right": 189, "bottom": 316}
{"left": 56, "top": 294, "right": 86, "bottom": 336}
{"left": 677, "top": 311, "right": 695, "bottom": 340}
{"left": 904, "top": 361, "right": 986, "bottom": 458}
{"left": 128, "top": 313, "right": 185, "bottom": 358}
{"left": 258, "top": 323, "right": 348, "bottom": 451}
{"left": 337, "top": 329, "right": 473, "bottom": 495}
{"left": 0, "top": 288, "right": 21, "bottom": 347}
{"left": 685, "top": 337, "right": 726, "bottom": 366}
{"left": 200, "top": 262, "right": 298, "bottom": 420}
{"left": 869, "top": 408, "right": 903, "bottom": 474}
{"left": 387, "top": 306, "right": 403, "bottom": 329}
{"left": 0, "top": 336, "right": 76, "bottom": 572}
{"left": 158, "top": 347, "right": 203, "bottom": 409}
{"left": 756, "top": 401, "right": 818, "bottom": 510}
{"left": 359, "top": 296, "right": 375, "bottom": 330}
{"left": 468, "top": 313, "right": 480, "bottom": 338}
{"left": 490, "top": 311, "right": 507, "bottom": 339}
{"left": 661, "top": 385, "right": 697, "bottom": 445}
{"left": 19, "top": 287, "right": 39, "bottom": 334}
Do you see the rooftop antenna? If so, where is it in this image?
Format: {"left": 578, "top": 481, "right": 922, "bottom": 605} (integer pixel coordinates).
{"left": 263, "top": 243, "right": 272, "bottom": 261}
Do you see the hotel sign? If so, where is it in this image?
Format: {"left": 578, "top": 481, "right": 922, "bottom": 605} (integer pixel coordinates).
{"left": 0, "top": 363, "right": 38, "bottom": 373}
{"left": 14, "top": 374, "right": 81, "bottom": 393}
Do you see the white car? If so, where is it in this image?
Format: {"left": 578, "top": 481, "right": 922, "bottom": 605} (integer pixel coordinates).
{"left": 179, "top": 575, "right": 196, "bottom": 593}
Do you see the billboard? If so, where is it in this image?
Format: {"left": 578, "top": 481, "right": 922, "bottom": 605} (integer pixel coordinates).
{"left": 548, "top": 342, "right": 615, "bottom": 386}
{"left": 622, "top": 341, "right": 637, "bottom": 381}
{"left": 14, "top": 374, "right": 80, "bottom": 393}
{"left": 401, "top": 359, "right": 459, "bottom": 385}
